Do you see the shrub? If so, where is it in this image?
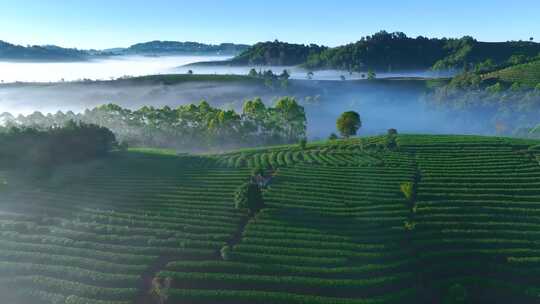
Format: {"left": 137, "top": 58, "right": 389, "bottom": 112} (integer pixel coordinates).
{"left": 400, "top": 182, "right": 414, "bottom": 201}
{"left": 403, "top": 220, "right": 416, "bottom": 231}
{"left": 329, "top": 133, "right": 338, "bottom": 141}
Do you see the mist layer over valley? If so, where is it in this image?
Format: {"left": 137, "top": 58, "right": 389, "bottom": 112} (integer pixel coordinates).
{"left": 0, "top": 74, "right": 496, "bottom": 142}
{"left": 0, "top": 54, "right": 453, "bottom": 84}
{"left": 0, "top": 55, "right": 231, "bottom": 83}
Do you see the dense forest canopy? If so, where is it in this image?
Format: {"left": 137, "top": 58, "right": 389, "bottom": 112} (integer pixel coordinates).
{"left": 308, "top": 32, "right": 540, "bottom": 72}
{"left": 225, "top": 31, "right": 540, "bottom": 72}
{"left": 229, "top": 40, "right": 328, "bottom": 66}
{"left": 0, "top": 97, "right": 306, "bottom": 151}
{"left": 0, "top": 121, "right": 116, "bottom": 168}
{"left": 427, "top": 57, "right": 540, "bottom": 137}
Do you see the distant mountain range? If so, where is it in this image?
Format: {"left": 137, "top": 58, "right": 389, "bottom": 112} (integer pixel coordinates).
{"left": 0, "top": 40, "right": 250, "bottom": 61}
{"left": 3, "top": 32, "right": 540, "bottom": 74}
{"left": 106, "top": 41, "right": 250, "bottom": 56}
{"left": 0, "top": 40, "right": 92, "bottom": 61}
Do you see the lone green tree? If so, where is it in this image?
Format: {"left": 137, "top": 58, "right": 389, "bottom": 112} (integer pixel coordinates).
{"left": 235, "top": 182, "right": 264, "bottom": 215}
{"left": 336, "top": 111, "right": 361, "bottom": 138}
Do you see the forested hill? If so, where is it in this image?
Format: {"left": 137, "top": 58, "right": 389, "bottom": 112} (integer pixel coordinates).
{"left": 227, "top": 40, "right": 327, "bottom": 66}
{"left": 224, "top": 31, "right": 540, "bottom": 72}
{"left": 0, "top": 40, "right": 93, "bottom": 61}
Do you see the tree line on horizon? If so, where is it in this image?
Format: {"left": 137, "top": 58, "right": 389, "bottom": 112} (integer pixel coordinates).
{"left": 230, "top": 31, "right": 540, "bottom": 73}
{"left": 0, "top": 97, "right": 307, "bottom": 151}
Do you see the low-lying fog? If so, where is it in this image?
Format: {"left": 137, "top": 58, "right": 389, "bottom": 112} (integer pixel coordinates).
{"left": 175, "top": 65, "right": 453, "bottom": 81}
{"left": 0, "top": 75, "right": 489, "bottom": 139}
{"left": 0, "top": 55, "right": 231, "bottom": 83}
{"left": 0, "top": 55, "right": 475, "bottom": 140}
{"left": 0, "top": 55, "right": 454, "bottom": 83}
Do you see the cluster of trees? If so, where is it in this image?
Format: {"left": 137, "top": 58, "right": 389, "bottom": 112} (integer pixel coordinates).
{"left": 1, "top": 98, "right": 306, "bottom": 151}
{"left": 429, "top": 71, "right": 540, "bottom": 137}
{"left": 309, "top": 32, "right": 540, "bottom": 72}
{"left": 0, "top": 121, "right": 116, "bottom": 168}
{"left": 305, "top": 31, "right": 448, "bottom": 72}
{"left": 230, "top": 40, "right": 327, "bottom": 66}
{"left": 248, "top": 68, "right": 290, "bottom": 88}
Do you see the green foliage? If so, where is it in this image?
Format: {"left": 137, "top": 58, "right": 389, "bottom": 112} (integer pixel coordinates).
{"left": 429, "top": 66, "right": 540, "bottom": 135}
{"left": 483, "top": 58, "right": 540, "bottom": 87}
{"left": 367, "top": 69, "right": 376, "bottom": 80}
{"left": 510, "top": 82, "right": 522, "bottom": 91}
{"left": 473, "top": 58, "right": 496, "bottom": 73}
{"left": 234, "top": 182, "right": 264, "bottom": 215}
{"left": 486, "top": 82, "right": 503, "bottom": 94}
{"left": 447, "top": 72, "right": 482, "bottom": 89}
{"left": 0, "top": 121, "right": 116, "bottom": 168}
{"left": 385, "top": 129, "right": 399, "bottom": 150}
{"left": 302, "top": 31, "right": 540, "bottom": 72}
{"left": 328, "top": 133, "right": 338, "bottom": 141}
{"left": 507, "top": 54, "right": 528, "bottom": 65}
{"left": 4, "top": 134, "right": 540, "bottom": 304}
{"left": 400, "top": 182, "right": 414, "bottom": 201}
{"left": 7, "top": 98, "right": 307, "bottom": 150}
{"left": 403, "top": 220, "right": 416, "bottom": 231}
{"left": 336, "top": 111, "right": 361, "bottom": 138}
{"left": 230, "top": 40, "right": 327, "bottom": 66}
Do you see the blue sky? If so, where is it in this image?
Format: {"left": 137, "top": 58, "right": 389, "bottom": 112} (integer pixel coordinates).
{"left": 0, "top": 0, "right": 538, "bottom": 49}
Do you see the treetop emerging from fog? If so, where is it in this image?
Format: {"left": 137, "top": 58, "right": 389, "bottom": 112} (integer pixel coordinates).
{"left": 0, "top": 97, "right": 307, "bottom": 151}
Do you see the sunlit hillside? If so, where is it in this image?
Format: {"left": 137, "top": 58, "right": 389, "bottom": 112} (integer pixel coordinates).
{"left": 2, "top": 135, "right": 540, "bottom": 303}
